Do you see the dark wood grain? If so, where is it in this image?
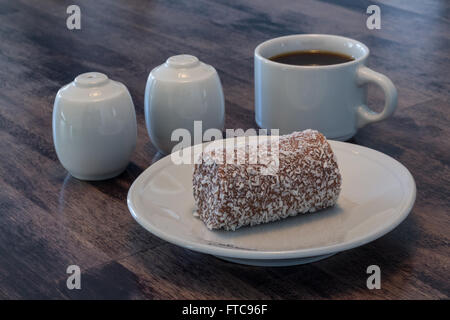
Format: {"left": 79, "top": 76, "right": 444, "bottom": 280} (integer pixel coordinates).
{"left": 0, "top": 0, "right": 449, "bottom": 299}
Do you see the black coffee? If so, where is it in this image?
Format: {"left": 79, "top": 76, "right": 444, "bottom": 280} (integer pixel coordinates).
{"left": 269, "top": 50, "right": 354, "bottom": 66}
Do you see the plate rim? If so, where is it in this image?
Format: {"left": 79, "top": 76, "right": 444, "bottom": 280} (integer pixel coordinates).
{"left": 127, "top": 140, "right": 416, "bottom": 260}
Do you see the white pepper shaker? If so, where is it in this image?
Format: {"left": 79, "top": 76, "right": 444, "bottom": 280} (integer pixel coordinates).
{"left": 145, "top": 55, "right": 225, "bottom": 154}
{"left": 53, "top": 72, "right": 137, "bottom": 180}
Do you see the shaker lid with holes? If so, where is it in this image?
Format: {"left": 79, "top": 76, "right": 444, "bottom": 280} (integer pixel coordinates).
{"left": 149, "top": 54, "right": 218, "bottom": 82}
{"left": 56, "top": 72, "right": 128, "bottom": 102}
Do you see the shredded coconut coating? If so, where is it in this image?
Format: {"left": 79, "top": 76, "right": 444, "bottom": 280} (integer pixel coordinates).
{"left": 192, "top": 130, "right": 342, "bottom": 231}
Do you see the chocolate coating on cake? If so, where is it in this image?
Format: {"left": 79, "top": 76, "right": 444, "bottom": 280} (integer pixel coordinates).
{"left": 192, "top": 130, "right": 342, "bottom": 231}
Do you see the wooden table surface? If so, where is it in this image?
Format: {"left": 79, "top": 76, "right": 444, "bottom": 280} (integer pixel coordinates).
{"left": 0, "top": 0, "right": 449, "bottom": 299}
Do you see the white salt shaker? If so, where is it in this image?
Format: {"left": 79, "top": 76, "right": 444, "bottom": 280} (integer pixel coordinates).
{"left": 145, "top": 55, "right": 225, "bottom": 154}
{"left": 53, "top": 72, "right": 137, "bottom": 180}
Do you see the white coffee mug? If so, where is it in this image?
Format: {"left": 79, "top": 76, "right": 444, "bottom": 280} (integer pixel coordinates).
{"left": 255, "top": 34, "right": 397, "bottom": 140}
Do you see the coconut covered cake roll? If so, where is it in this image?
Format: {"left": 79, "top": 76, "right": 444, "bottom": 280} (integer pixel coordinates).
{"left": 192, "top": 129, "right": 342, "bottom": 231}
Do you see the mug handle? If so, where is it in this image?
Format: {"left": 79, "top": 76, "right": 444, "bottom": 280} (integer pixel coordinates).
{"left": 355, "top": 66, "right": 398, "bottom": 128}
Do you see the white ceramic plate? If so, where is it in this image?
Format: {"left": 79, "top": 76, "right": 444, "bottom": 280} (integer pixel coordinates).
{"left": 127, "top": 138, "right": 416, "bottom": 266}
